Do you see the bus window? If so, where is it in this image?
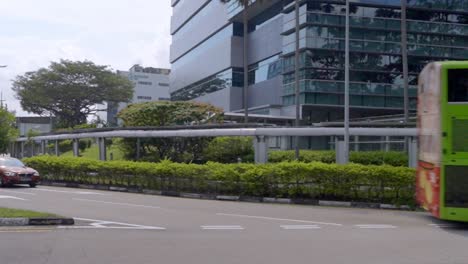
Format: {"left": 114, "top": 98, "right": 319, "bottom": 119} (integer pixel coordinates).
{"left": 445, "top": 166, "right": 468, "bottom": 208}
{"left": 448, "top": 69, "right": 468, "bottom": 102}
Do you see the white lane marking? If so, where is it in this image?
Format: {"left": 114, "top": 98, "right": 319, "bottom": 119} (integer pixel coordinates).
{"left": 58, "top": 226, "right": 163, "bottom": 230}
{"left": 72, "top": 198, "right": 160, "bottom": 209}
{"left": 62, "top": 217, "right": 165, "bottom": 230}
{"left": 0, "top": 195, "right": 27, "bottom": 201}
{"left": 216, "top": 213, "right": 342, "bottom": 226}
{"left": 281, "top": 225, "right": 321, "bottom": 230}
{"left": 34, "top": 188, "right": 108, "bottom": 196}
{"left": 201, "top": 225, "right": 244, "bottom": 230}
{"left": 0, "top": 190, "right": 36, "bottom": 196}
{"left": 355, "top": 224, "right": 397, "bottom": 229}
{"left": 428, "top": 224, "right": 458, "bottom": 228}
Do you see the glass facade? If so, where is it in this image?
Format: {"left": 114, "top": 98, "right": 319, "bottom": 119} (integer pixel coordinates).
{"left": 248, "top": 55, "right": 283, "bottom": 85}
{"left": 281, "top": 0, "right": 468, "bottom": 110}
{"left": 171, "top": 68, "right": 243, "bottom": 101}
{"left": 172, "top": 23, "right": 242, "bottom": 72}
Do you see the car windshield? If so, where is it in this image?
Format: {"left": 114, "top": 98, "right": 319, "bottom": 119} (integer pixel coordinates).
{"left": 0, "top": 158, "right": 25, "bottom": 167}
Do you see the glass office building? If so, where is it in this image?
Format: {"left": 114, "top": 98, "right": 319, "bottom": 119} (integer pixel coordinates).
{"left": 171, "top": 0, "right": 468, "bottom": 123}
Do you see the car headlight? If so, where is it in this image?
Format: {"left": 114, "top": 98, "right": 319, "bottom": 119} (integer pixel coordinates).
{"left": 33, "top": 172, "right": 40, "bottom": 177}
{"left": 4, "top": 172, "right": 17, "bottom": 177}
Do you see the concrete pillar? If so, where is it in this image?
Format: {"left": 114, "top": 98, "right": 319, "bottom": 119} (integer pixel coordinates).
{"left": 254, "top": 136, "right": 268, "bottom": 164}
{"left": 73, "top": 139, "right": 79, "bottom": 157}
{"left": 40, "top": 140, "right": 46, "bottom": 155}
{"left": 30, "top": 141, "right": 35, "bottom": 157}
{"left": 280, "top": 136, "right": 289, "bottom": 150}
{"left": 98, "top": 138, "right": 107, "bottom": 161}
{"left": 354, "top": 136, "right": 359, "bottom": 152}
{"left": 385, "top": 136, "right": 391, "bottom": 152}
{"left": 8, "top": 142, "right": 14, "bottom": 158}
{"left": 55, "top": 140, "right": 59, "bottom": 156}
{"left": 408, "top": 137, "right": 418, "bottom": 168}
{"left": 136, "top": 138, "right": 141, "bottom": 160}
{"left": 20, "top": 142, "right": 25, "bottom": 159}
{"left": 336, "top": 139, "right": 346, "bottom": 164}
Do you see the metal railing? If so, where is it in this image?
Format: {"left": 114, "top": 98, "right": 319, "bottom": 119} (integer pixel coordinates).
{"left": 10, "top": 127, "right": 418, "bottom": 167}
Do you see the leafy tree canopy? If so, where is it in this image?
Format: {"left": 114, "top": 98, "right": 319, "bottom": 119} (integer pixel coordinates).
{"left": 117, "top": 101, "right": 224, "bottom": 163}
{"left": 118, "top": 101, "right": 224, "bottom": 127}
{"left": 0, "top": 108, "right": 18, "bottom": 153}
{"left": 12, "top": 60, "right": 134, "bottom": 128}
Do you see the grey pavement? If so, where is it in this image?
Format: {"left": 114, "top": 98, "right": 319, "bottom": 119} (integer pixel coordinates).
{"left": 0, "top": 185, "right": 467, "bottom": 264}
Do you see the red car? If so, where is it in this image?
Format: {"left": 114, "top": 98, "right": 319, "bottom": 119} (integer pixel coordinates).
{"left": 0, "top": 157, "right": 40, "bottom": 188}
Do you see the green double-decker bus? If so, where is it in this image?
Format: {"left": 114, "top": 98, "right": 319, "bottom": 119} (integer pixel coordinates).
{"left": 417, "top": 61, "right": 468, "bottom": 222}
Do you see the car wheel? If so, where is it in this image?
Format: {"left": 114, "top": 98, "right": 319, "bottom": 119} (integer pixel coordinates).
{"left": 29, "top": 183, "right": 37, "bottom": 188}
{"left": 0, "top": 178, "right": 5, "bottom": 187}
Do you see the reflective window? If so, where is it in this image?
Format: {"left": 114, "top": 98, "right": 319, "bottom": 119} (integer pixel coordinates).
{"left": 248, "top": 55, "right": 282, "bottom": 85}
{"left": 248, "top": 1, "right": 284, "bottom": 32}
{"left": 172, "top": 25, "right": 234, "bottom": 71}
{"left": 408, "top": 0, "right": 468, "bottom": 13}
{"left": 445, "top": 166, "right": 468, "bottom": 208}
{"left": 137, "top": 96, "right": 152, "bottom": 100}
{"left": 171, "top": 68, "right": 243, "bottom": 101}
{"left": 173, "top": 1, "right": 217, "bottom": 42}
{"left": 448, "top": 69, "right": 468, "bottom": 102}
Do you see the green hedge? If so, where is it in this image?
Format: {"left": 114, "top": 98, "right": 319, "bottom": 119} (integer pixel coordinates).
{"left": 270, "top": 151, "right": 408, "bottom": 167}
{"left": 24, "top": 156, "right": 416, "bottom": 206}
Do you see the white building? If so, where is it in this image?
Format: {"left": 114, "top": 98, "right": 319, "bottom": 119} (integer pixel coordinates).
{"left": 107, "top": 65, "right": 170, "bottom": 126}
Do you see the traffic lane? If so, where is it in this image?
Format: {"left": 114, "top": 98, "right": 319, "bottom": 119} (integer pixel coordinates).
{"left": 1, "top": 225, "right": 468, "bottom": 264}
{"left": 0, "top": 185, "right": 463, "bottom": 231}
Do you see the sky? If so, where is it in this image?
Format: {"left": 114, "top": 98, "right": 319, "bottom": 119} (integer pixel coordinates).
{"left": 0, "top": 0, "right": 172, "bottom": 116}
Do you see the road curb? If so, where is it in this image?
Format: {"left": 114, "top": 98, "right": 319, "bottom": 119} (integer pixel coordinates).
{"left": 40, "top": 181, "right": 414, "bottom": 211}
{"left": 0, "top": 217, "right": 75, "bottom": 226}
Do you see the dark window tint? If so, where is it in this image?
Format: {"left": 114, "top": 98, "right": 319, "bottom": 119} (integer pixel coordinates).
{"left": 445, "top": 166, "right": 468, "bottom": 208}
{"left": 448, "top": 69, "right": 468, "bottom": 102}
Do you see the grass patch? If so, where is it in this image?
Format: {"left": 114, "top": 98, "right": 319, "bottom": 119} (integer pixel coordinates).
{"left": 0, "top": 207, "right": 60, "bottom": 218}
{"left": 60, "top": 143, "right": 125, "bottom": 160}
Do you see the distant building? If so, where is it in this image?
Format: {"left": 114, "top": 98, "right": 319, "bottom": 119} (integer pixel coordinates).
{"left": 107, "top": 65, "right": 171, "bottom": 126}
{"left": 16, "top": 117, "right": 53, "bottom": 136}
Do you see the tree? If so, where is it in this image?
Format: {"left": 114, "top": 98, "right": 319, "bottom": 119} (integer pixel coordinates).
{"left": 0, "top": 108, "right": 18, "bottom": 153}
{"left": 118, "top": 101, "right": 224, "bottom": 162}
{"left": 12, "top": 60, "right": 134, "bottom": 128}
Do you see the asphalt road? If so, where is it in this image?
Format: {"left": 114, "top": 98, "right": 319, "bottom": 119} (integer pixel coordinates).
{"left": 1, "top": 185, "right": 467, "bottom": 264}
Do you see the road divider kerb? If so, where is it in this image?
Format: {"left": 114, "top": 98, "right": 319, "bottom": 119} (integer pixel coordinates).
{"left": 40, "top": 181, "right": 413, "bottom": 211}
{"left": 319, "top": 200, "right": 352, "bottom": 207}
{"left": 216, "top": 195, "right": 240, "bottom": 201}
{"left": 0, "top": 217, "right": 74, "bottom": 226}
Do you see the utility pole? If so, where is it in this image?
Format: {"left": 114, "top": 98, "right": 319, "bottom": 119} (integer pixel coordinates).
{"left": 0, "top": 65, "right": 7, "bottom": 110}
{"left": 294, "top": 0, "right": 300, "bottom": 160}
{"left": 243, "top": 0, "right": 249, "bottom": 124}
{"left": 401, "top": 0, "right": 409, "bottom": 124}
{"left": 0, "top": 91, "right": 4, "bottom": 109}
{"left": 344, "top": 0, "right": 350, "bottom": 163}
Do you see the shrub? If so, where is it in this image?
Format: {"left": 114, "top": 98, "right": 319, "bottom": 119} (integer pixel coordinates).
{"left": 203, "top": 137, "right": 254, "bottom": 163}
{"left": 47, "top": 139, "right": 93, "bottom": 154}
{"left": 24, "top": 156, "right": 416, "bottom": 206}
{"left": 269, "top": 150, "right": 408, "bottom": 167}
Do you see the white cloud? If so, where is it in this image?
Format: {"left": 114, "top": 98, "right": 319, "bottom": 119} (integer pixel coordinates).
{"left": 0, "top": 0, "right": 172, "bottom": 116}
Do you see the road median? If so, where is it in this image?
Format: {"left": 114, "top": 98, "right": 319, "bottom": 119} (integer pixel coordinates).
{"left": 0, "top": 207, "right": 74, "bottom": 226}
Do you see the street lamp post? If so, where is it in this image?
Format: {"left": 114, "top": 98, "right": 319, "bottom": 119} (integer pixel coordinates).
{"left": 294, "top": 0, "right": 300, "bottom": 160}
{"left": 344, "top": 0, "right": 350, "bottom": 163}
